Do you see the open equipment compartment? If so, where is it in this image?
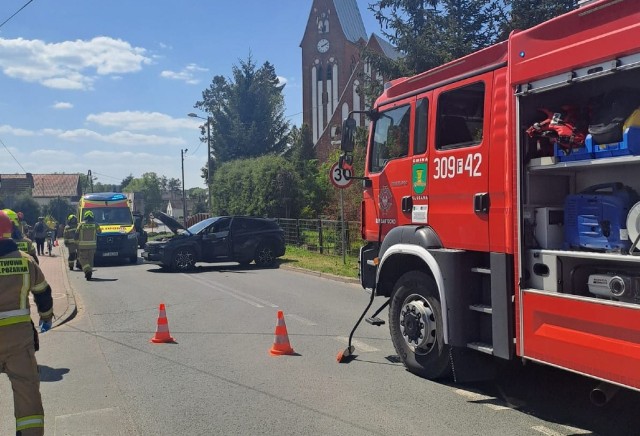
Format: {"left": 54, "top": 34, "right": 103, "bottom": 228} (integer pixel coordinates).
{"left": 519, "top": 54, "right": 640, "bottom": 305}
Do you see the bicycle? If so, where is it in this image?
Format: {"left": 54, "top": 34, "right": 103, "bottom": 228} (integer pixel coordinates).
{"left": 45, "top": 231, "right": 54, "bottom": 256}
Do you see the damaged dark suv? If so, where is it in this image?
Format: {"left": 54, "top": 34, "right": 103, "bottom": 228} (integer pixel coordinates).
{"left": 141, "top": 213, "right": 286, "bottom": 271}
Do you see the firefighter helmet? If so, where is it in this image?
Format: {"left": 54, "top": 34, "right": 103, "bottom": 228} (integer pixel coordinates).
{"left": 2, "top": 209, "right": 19, "bottom": 227}
{"left": 67, "top": 214, "right": 77, "bottom": 222}
{"left": 83, "top": 210, "right": 94, "bottom": 220}
{"left": 0, "top": 211, "right": 13, "bottom": 239}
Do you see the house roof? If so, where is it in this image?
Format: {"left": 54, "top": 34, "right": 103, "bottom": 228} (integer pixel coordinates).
{"left": 334, "top": 0, "right": 367, "bottom": 43}
{"left": 32, "top": 174, "right": 81, "bottom": 198}
{"left": 0, "top": 173, "right": 34, "bottom": 197}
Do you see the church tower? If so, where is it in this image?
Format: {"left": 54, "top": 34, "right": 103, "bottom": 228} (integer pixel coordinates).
{"left": 300, "top": 0, "right": 368, "bottom": 161}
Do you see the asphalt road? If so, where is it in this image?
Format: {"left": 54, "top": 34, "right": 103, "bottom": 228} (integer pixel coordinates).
{"left": 2, "top": 256, "right": 640, "bottom": 435}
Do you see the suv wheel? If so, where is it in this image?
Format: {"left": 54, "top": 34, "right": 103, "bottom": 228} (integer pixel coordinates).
{"left": 255, "top": 243, "right": 275, "bottom": 267}
{"left": 172, "top": 247, "right": 196, "bottom": 271}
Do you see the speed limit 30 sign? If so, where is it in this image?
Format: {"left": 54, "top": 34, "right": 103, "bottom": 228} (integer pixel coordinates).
{"left": 330, "top": 162, "right": 353, "bottom": 188}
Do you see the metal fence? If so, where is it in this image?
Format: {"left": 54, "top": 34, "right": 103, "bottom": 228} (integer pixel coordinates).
{"left": 275, "top": 218, "right": 361, "bottom": 257}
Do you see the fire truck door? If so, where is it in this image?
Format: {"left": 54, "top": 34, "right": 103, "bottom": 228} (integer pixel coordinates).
{"left": 367, "top": 101, "right": 414, "bottom": 234}
{"left": 428, "top": 77, "right": 491, "bottom": 252}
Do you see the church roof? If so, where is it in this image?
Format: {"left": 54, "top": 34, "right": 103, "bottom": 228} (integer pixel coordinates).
{"left": 371, "top": 33, "right": 403, "bottom": 60}
{"left": 334, "top": 0, "right": 367, "bottom": 43}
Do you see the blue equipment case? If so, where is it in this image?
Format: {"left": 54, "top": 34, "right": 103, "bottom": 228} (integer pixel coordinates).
{"left": 564, "top": 183, "right": 639, "bottom": 252}
{"left": 589, "top": 126, "right": 640, "bottom": 158}
{"left": 555, "top": 141, "right": 593, "bottom": 162}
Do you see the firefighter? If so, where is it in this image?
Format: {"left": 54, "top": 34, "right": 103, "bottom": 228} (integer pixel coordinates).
{"left": 63, "top": 214, "right": 78, "bottom": 271}
{"left": 3, "top": 209, "right": 38, "bottom": 264}
{"left": 76, "top": 210, "right": 101, "bottom": 280}
{"left": 0, "top": 210, "right": 53, "bottom": 436}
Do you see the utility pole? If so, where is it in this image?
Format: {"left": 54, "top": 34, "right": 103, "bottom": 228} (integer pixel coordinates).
{"left": 187, "top": 112, "right": 212, "bottom": 213}
{"left": 181, "top": 149, "right": 188, "bottom": 227}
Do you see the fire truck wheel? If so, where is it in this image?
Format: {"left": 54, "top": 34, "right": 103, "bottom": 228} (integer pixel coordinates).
{"left": 389, "top": 270, "right": 451, "bottom": 380}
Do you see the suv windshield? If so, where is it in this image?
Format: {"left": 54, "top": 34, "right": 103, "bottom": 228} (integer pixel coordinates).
{"left": 188, "top": 217, "right": 221, "bottom": 234}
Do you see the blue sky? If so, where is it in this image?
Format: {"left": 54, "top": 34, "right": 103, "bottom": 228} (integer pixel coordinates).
{"left": 0, "top": 0, "right": 382, "bottom": 189}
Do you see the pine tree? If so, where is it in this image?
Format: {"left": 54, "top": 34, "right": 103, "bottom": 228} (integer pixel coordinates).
{"left": 194, "top": 55, "right": 289, "bottom": 165}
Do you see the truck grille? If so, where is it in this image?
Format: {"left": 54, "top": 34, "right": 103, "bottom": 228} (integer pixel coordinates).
{"left": 97, "top": 234, "right": 127, "bottom": 250}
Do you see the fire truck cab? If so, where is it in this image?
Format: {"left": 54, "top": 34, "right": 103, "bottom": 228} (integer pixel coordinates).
{"left": 342, "top": 0, "right": 640, "bottom": 394}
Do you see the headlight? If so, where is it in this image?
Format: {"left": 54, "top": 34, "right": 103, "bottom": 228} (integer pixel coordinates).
{"left": 128, "top": 232, "right": 138, "bottom": 240}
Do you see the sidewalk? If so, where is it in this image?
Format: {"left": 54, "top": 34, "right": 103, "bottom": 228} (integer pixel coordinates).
{"left": 30, "top": 238, "right": 77, "bottom": 328}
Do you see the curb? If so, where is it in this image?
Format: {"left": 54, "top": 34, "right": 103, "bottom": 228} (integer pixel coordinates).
{"left": 52, "top": 243, "right": 78, "bottom": 328}
{"left": 280, "top": 264, "right": 360, "bottom": 285}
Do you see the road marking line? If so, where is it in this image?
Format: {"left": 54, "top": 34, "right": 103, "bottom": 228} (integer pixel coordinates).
{"left": 184, "top": 275, "right": 264, "bottom": 308}
{"left": 560, "top": 425, "right": 592, "bottom": 435}
{"left": 335, "top": 336, "right": 379, "bottom": 352}
{"left": 532, "top": 425, "right": 566, "bottom": 436}
{"left": 454, "top": 389, "right": 511, "bottom": 411}
{"left": 286, "top": 314, "right": 317, "bottom": 326}
{"left": 208, "top": 280, "right": 279, "bottom": 307}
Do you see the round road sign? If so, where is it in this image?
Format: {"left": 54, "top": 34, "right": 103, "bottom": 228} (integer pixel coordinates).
{"left": 330, "top": 162, "right": 353, "bottom": 189}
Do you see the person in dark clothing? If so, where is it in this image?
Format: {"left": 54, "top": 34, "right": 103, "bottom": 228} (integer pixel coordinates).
{"left": 32, "top": 217, "right": 47, "bottom": 256}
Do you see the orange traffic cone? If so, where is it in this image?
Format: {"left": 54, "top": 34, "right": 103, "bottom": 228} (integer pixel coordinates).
{"left": 150, "top": 303, "right": 176, "bottom": 344}
{"left": 269, "top": 310, "right": 294, "bottom": 356}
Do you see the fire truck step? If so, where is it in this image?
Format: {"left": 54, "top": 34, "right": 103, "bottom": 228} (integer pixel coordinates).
{"left": 467, "top": 342, "right": 494, "bottom": 355}
{"left": 471, "top": 267, "right": 491, "bottom": 275}
{"left": 469, "top": 304, "right": 492, "bottom": 314}
{"left": 365, "top": 316, "right": 386, "bottom": 326}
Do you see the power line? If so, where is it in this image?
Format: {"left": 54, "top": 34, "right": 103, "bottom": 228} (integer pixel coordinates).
{"left": 0, "top": 0, "right": 34, "bottom": 30}
{"left": 0, "top": 137, "right": 28, "bottom": 173}
{"left": 91, "top": 171, "right": 122, "bottom": 181}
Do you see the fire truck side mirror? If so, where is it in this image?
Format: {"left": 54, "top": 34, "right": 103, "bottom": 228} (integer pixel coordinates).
{"left": 341, "top": 117, "right": 356, "bottom": 153}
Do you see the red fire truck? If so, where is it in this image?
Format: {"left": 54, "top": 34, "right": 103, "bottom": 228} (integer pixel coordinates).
{"left": 338, "top": 0, "right": 640, "bottom": 401}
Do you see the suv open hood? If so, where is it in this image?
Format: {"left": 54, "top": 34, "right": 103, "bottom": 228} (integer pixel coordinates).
{"left": 154, "top": 212, "right": 191, "bottom": 235}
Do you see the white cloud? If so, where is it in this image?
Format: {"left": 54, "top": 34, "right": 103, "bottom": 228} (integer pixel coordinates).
{"left": 2, "top": 124, "right": 186, "bottom": 146}
{"left": 0, "top": 124, "right": 35, "bottom": 136}
{"left": 53, "top": 102, "right": 73, "bottom": 109}
{"left": 0, "top": 36, "right": 152, "bottom": 90}
{"left": 160, "top": 63, "right": 208, "bottom": 85}
{"left": 277, "top": 76, "right": 288, "bottom": 86}
{"left": 86, "top": 111, "right": 200, "bottom": 131}
{"left": 56, "top": 128, "right": 186, "bottom": 146}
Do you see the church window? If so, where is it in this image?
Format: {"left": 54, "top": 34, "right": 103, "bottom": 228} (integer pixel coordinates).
{"left": 317, "top": 12, "right": 329, "bottom": 34}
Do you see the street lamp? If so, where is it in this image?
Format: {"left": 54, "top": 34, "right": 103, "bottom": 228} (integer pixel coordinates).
{"left": 181, "top": 148, "right": 188, "bottom": 227}
{"left": 187, "top": 112, "right": 212, "bottom": 212}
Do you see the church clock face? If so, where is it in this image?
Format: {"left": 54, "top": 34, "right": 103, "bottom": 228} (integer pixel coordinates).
{"left": 317, "top": 38, "right": 330, "bottom": 53}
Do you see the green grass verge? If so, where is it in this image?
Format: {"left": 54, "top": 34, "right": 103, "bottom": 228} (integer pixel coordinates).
{"left": 280, "top": 245, "right": 359, "bottom": 279}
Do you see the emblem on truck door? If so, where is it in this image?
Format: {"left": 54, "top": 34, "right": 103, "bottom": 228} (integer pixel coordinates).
{"left": 379, "top": 185, "right": 393, "bottom": 213}
{"left": 413, "top": 163, "right": 427, "bottom": 194}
